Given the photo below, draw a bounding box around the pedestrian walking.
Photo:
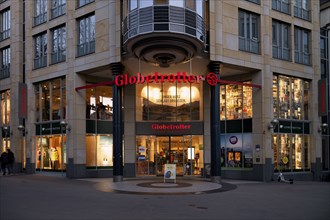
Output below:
[7,149,15,175]
[0,151,8,175]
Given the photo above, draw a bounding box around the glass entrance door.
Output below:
[136,135,203,176]
[156,136,186,176]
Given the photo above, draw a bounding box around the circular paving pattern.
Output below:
[92,179,237,195]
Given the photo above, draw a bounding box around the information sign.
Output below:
[164,164,176,183]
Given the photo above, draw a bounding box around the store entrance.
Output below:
[136,135,203,176]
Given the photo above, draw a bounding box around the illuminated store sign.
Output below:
[115,72,204,86]
[151,123,191,130]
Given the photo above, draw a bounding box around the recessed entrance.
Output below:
[136,135,203,176]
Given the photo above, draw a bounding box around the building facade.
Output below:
[0,0,329,181]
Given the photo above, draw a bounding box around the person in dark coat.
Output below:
[7,149,15,175]
[0,151,8,175]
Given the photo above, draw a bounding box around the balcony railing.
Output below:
[51,4,66,19]
[294,6,310,21]
[34,12,47,26]
[122,5,207,51]
[77,40,95,57]
[0,29,10,41]
[0,64,10,79]
[239,37,260,54]
[51,49,66,64]
[273,46,290,61]
[34,55,47,69]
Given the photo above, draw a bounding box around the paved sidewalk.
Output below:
[1,174,329,220]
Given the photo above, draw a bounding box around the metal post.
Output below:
[111,62,125,182]
[208,61,222,183]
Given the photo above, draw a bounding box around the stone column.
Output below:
[208,61,222,183]
[111,62,125,182]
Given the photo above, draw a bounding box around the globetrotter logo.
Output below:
[114,72,219,86]
[205,72,219,86]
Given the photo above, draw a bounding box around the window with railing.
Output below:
[294,26,310,65]
[51,25,66,64]
[77,14,95,57]
[239,10,260,54]
[0,8,10,41]
[77,0,94,8]
[34,32,47,69]
[0,47,10,79]
[272,0,290,14]
[51,0,66,19]
[34,0,47,26]
[272,20,290,61]
[294,0,310,21]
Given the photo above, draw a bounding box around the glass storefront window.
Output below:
[220,82,252,120]
[273,133,310,172]
[86,85,113,120]
[86,135,113,167]
[136,135,203,176]
[273,75,309,120]
[221,133,253,168]
[136,81,202,121]
[35,77,66,122]
[1,90,10,125]
[35,135,66,170]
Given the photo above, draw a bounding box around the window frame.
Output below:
[51,0,66,19]
[238,9,260,54]
[34,0,48,26]
[272,20,291,61]
[51,25,66,64]
[294,26,311,65]
[0,8,10,41]
[77,14,95,57]
[294,0,310,21]
[34,32,48,69]
[0,47,10,79]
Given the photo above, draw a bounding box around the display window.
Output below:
[273,75,309,120]
[35,78,66,122]
[220,82,252,120]
[86,85,113,120]
[136,135,203,176]
[35,135,66,171]
[86,134,113,168]
[1,90,10,153]
[273,134,310,172]
[136,81,202,121]
[220,133,253,169]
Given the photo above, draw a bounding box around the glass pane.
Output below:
[243,82,252,118]
[272,76,278,118]
[169,0,184,7]
[129,0,138,10]
[97,135,113,166]
[86,135,96,166]
[220,85,226,120]
[140,0,152,8]
[41,82,50,121]
[279,134,290,170]
[226,84,243,119]
[51,79,61,120]
[278,76,290,119]
[304,135,310,170]
[291,78,303,119]
[292,134,303,170]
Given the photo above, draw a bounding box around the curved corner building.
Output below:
[0,0,329,182]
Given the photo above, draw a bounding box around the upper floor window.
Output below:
[239,10,260,54]
[294,0,310,21]
[273,75,309,120]
[0,0,7,4]
[34,32,47,69]
[320,28,328,77]
[51,0,66,19]
[51,25,66,64]
[272,20,290,61]
[294,26,310,65]
[0,47,10,80]
[77,14,95,57]
[0,8,10,41]
[272,0,290,14]
[34,0,48,26]
[77,0,94,8]
[35,78,66,122]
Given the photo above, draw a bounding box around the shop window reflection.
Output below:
[86,135,113,168]
[86,85,113,121]
[136,81,202,121]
